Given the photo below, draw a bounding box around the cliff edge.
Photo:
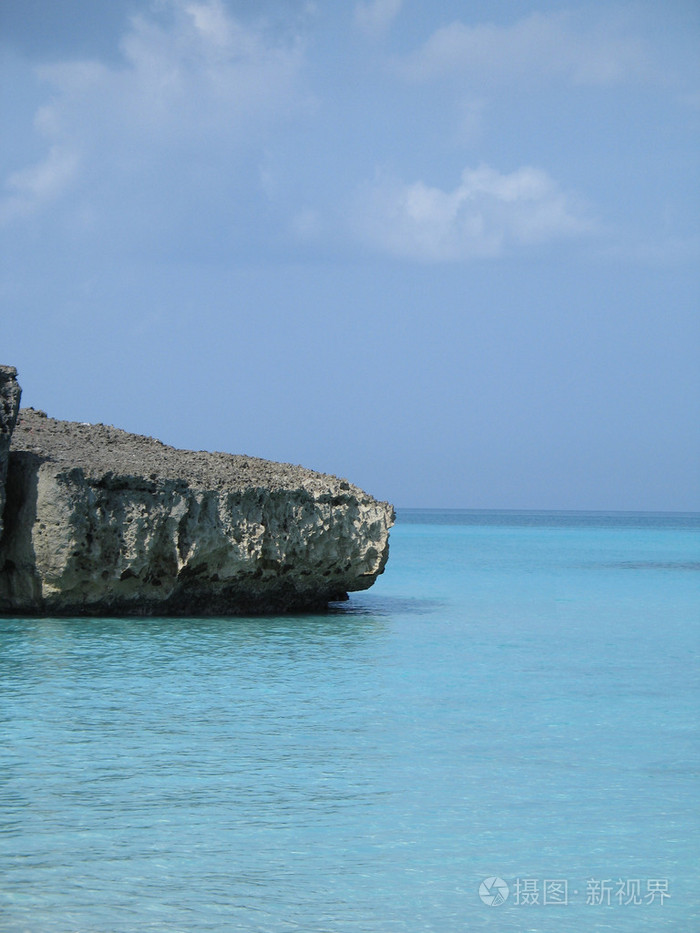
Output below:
[0,391,394,616]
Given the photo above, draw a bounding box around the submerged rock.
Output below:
[0,405,394,616]
[0,366,22,543]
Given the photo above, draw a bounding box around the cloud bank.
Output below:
[0,0,307,242]
[397,11,649,86]
[1,1,684,266]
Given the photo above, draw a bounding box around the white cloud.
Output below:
[355,0,403,39]
[0,145,79,223]
[183,0,233,46]
[115,1,306,139]
[397,11,649,86]
[354,164,596,261]
[0,0,308,232]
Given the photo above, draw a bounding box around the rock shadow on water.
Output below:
[0,594,445,672]
[330,593,448,618]
[0,610,392,664]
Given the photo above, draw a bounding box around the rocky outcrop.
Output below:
[0,366,22,543]
[0,406,394,616]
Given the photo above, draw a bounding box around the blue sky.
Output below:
[1,0,698,510]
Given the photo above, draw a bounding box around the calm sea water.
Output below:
[1,510,698,932]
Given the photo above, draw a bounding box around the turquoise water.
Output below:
[1,510,698,932]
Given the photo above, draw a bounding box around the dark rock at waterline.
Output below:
[0,366,22,543]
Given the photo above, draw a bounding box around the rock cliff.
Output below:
[0,366,22,543]
[0,400,394,616]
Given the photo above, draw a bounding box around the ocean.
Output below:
[1,509,698,932]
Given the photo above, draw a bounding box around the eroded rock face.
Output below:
[0,366,22,543]
[0,409,394,616]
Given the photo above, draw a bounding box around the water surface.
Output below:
[1,510,698,931]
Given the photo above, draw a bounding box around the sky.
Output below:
[1,0,698,510]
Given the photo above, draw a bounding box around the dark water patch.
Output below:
[332,594,448,617]
[602,561,700,572]
[397,508,700,530]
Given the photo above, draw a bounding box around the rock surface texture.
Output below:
[0,406,394,616]
[0,366,22,542]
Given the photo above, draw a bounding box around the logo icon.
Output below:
[479,877,509,906]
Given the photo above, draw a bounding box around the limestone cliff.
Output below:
[0,407,394,616]
[0,366,22,543]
